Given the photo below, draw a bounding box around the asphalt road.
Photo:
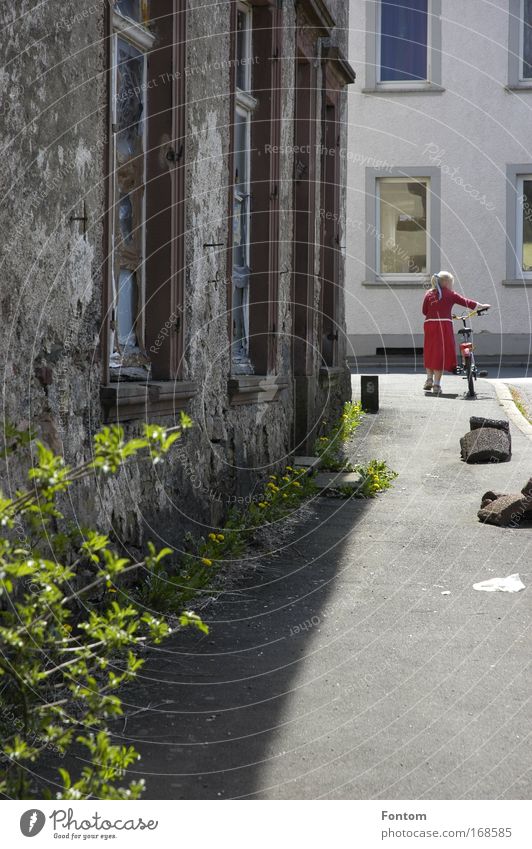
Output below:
[119,373,531,800]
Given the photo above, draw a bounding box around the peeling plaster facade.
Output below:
[0,1,354,551]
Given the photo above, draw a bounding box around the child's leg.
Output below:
[423,368,434,390]
[433,370,443,393]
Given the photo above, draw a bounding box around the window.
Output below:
[517,176,532,276]
[320,100,340,367]
[379,0,428,82]
[365,0,442,91]
[364,167,441,284]
[521,0,532,79]
[109,3,154,377]
[231,3,256,374]
[377,178,428,276]
[104,1,190,410]
[319,46,355,368]
[508,0,532,87]
[504,166,532,284]
[227,0,282,392]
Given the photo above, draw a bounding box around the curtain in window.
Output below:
[380,0,428,82]
[524,0,532,79]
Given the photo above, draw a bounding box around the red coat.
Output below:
[422,287,478,372]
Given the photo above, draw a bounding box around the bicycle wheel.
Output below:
[466,357,475,397]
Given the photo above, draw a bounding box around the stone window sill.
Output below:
[101,380,198,422]
[362,277,429,288]
[319,366,346,386]
[361,83,444,94]
[505,83,532,91]
[227,375,289,406]
[502,279,532,287]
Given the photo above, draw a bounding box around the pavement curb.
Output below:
[489,380,532,442]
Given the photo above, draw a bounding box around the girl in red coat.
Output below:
[423,271,490,395]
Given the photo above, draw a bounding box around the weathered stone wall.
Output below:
[0,0,351,552]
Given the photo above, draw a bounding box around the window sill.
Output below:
[362,277,429,288]
[101,380,198,423]
[319,366,346,385]
[502,279,532,287]
[505,83,532,91]
[361,83,444,94]
[227,375,290,406]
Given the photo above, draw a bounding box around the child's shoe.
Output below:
[423,378,433,391]
[432,384,442,396]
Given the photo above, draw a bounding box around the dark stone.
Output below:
[480,490,506,509]
[470,416,510,433]
[460,427,511,463]
[521,477,532,497]
[478,493,532,527]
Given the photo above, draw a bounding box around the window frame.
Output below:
[102,1,196,418]
[231,1,257,375]
[504,165,532,285]
[364,166,441,286]
[508,0,532,88]
[109,7,154,375]
[364,0,443,93]
[376,176,430,279]
[227,0,283,392]
[377,0,430,85]
[516,174,532,278]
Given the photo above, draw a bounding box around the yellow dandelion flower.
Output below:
[208,533,217,541]
[258,502,268,508]
[202,558,213,567]
[216,534,225,541]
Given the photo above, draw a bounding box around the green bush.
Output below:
[0,415,210,800]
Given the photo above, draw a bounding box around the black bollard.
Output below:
[361,375,379,413]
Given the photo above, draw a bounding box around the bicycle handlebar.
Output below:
[452,307,490,320]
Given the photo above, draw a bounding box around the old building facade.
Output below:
[0,0,354,547]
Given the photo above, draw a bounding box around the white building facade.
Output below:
[346,0,532,359]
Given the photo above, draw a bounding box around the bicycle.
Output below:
[452,307,490,397]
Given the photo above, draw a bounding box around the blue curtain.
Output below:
[524,0,532,79]
[380,0,428,82]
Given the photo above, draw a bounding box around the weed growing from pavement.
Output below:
[310,401,398,497]
[314,400,364,470]
[138,465,317,613]
[509,386,532,423]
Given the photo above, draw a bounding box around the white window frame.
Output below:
[109,7,155,368]
[376,0,431,86]
[519,0,532,80]
[364,0,442,92]
[375,177,430,280]
[516,174,532,278]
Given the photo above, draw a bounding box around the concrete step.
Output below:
[314,471,364,492]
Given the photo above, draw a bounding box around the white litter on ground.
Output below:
[473,573,526,593]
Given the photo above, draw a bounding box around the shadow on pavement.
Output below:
[111,491,375,799]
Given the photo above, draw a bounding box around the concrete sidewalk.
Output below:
[124,373,531,800]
